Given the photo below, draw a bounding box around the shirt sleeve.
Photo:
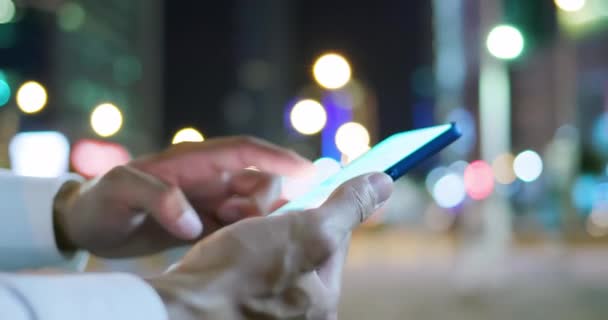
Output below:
[0,171,89,271]
[0,272,168,320]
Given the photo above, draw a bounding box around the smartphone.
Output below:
[270,123,461,215]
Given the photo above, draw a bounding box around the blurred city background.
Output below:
[2,0,608,318]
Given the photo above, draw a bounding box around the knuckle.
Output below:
[103,165,130,183]
[344,184,373,222]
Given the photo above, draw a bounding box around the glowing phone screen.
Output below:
[270,123,460,215]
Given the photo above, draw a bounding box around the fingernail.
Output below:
[175,207,203,239]
[367,173,393,209]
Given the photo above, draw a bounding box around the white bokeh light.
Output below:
[335,122,370,158]
[432,173,466,208]
[486,25,524,60]
[290,99,327,135]
[513,150,543,182]
[313,53,352,89]
[0,0,16,24]
[9,132,70,177]
[91,103,123,137]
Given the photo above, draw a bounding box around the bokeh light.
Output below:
[9,132,70,177]
[590,206,608,229]
[513,150,543,182]
[71,139,131,178]
[449,160,469,176]
[172,127,204,144]
[57,2,86,31]
[425,166,448,193]
[587,204,608,238]
[554,0,586,12]
[335,122,370,158]
[492,153,516,184]
[16,81,48,114]
[313,53,352,89]
[91,103,123,137]
[289,99,327,135]
[0,78,9,106]
[464,160,495,200]
[432,173,466,208]
[0,0,16,24]
[486,25,525,60]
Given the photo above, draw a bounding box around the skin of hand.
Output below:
[53,136,314,258]
[146,172,393,320]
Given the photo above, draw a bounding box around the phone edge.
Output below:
[384,122,462,180]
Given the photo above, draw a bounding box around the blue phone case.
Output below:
[384,122,461,180]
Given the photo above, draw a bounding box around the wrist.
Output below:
[53,180,83,252]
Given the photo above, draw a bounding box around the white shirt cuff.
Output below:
[0,273,168,320]
[0,172,89,271]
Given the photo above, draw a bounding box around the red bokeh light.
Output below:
[71,139,131,178]
[464,160,494,200]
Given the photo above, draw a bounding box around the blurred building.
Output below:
[52,0,164,154]
[0,0,163,161]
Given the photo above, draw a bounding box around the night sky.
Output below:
[163,0,432,144]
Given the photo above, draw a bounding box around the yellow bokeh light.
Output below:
[290,99,327,135]
[335,122,370,157]
[554,0,586,12]
[91,103,123,137]
[492,153,516,184]
[172,127,204,144]
[16,81,48,114]
[313,53,352,90]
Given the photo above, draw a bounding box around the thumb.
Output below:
[314,172,393,241]
[103,166,203,240]
[289,173,393,273]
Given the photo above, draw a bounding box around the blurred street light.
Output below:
[513,150,543,182]
[9,131,70,177]
[71,139,131,178]
[0,0,15,24]
[464,160,495,200]
[91,103,123,137]
[57,2,86,32]
[554,0,586,12]
[433,173,466,208]
[172,127,204,144]
[313,53,352,89]
[289,99,327,135]
[492,153,516,184]
[16,81,48,114]
[335,122,369,158]
[486,25,525,60]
